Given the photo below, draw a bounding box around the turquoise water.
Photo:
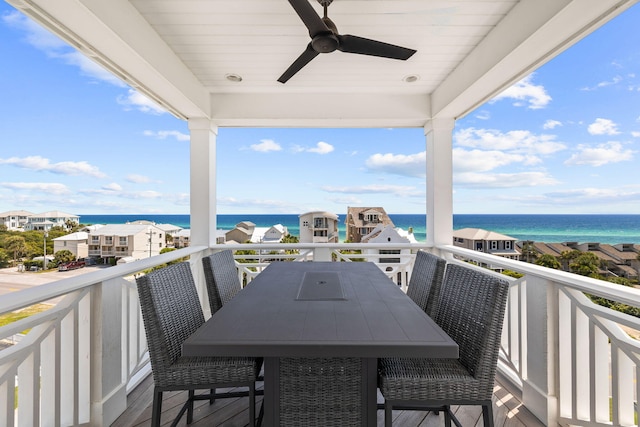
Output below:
[77,214,640,244]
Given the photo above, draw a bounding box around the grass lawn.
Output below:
[0,304,51,329]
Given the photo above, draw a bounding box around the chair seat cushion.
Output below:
[378,357,493,401]
[155,356,257,387]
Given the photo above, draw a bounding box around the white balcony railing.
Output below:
[1,243,639,426]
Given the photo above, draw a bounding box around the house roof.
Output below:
[89,224,164,236]
[10,1,635,127]
[299,211,339,220]
[0,210,34,217]
[53,232,89,241]
[453,228,516,241]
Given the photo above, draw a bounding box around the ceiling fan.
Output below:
[278,0,417,83]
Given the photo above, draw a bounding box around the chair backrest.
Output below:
[202,250,242,315]
[136,262,205,373]
[434,263,509,384]
[406,251,447,317]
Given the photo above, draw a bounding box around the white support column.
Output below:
[424,118,455,249]
[522,276,559,425]
[188,118,218,247]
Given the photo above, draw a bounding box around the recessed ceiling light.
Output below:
[225,73,243,82]
[403,75,419,83]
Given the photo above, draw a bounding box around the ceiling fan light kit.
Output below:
[278,0,417,83]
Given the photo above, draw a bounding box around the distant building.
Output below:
[0,210,33,230]
[224,221,288,244]
[345,207,394,243]
[24,211,80,231]
[53,232,89,260]
[361,223,416,267]
[88,223,166,262]
[299,211,339,243]
[453,228,520,270]
[173,229,191,248]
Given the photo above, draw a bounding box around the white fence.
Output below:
[1,243,639,426]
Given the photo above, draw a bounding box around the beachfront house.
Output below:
[299,211,339,243]
[52,231,89,260]
[23,210,79,231]
[0,210,33,230]
[3,1,640,426]
[87,223,166,262]
[345,207,394,243]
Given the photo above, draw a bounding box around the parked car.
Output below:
[58,260,86,271]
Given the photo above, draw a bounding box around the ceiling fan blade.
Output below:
[337,34,416,60]
[278,43,320,83]
[287,0,330,37]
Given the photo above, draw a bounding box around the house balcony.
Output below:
[1,243,638,426]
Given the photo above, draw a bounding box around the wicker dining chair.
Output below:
[405,250,447,317]
[378,263,510,427]
[202,250,242,315]
[136,262,260,426]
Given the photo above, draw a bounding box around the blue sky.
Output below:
[1,3,639,215]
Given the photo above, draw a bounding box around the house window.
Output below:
[92,236,99,243]
[490,241,498,250]
[505,241,512,250]
[119,237,127,245]
[379,249,400,263]
[105,236,113,244]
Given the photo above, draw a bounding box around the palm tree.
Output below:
[535,254,561,270]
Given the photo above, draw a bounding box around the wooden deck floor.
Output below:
[111,372,545,427]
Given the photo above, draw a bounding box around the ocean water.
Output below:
[77,214,640,245]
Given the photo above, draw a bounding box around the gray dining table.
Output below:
[182,261,458,426]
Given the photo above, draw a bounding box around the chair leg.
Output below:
[249,383,256,426]
[210,387,216,404]
[151,389,163,427]
[384,401,393,427]
[257,400,264,427]
[187,390,195,424]
[482,403,494,427]
[444,405,452,427]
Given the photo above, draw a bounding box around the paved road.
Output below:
[0,265,109,298]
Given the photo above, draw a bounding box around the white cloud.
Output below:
[126,174,152,184]
[143,130,189,141]
[455,128,566,156]
[474,110,491,120]
[117,89,167,115]
[0,182,71,195]
[307,141,334,154]
[542,187,640,204]
[490,74,551,109]
[0,156,106,178]
[587,118,620,135]
[564,141,634,166]
[321,184,420,197]
[250,139,282,152]
[453,149,528,173]
[365,152,426,178]
[543,120,562,129]
[631,131,640,138]
[581,75,623,91]
[102,182,122,191]
[454,171,559,188]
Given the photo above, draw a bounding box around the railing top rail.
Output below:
[438,244,640,307]
[1,245,207,314]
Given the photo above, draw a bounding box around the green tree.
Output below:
[559,249,581,270]
[569,252,601,277]
[520,241,539,263]
[535,254,561,270]
[53,250,76,266]
[5,235,27,264]
[0,248,10,268]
